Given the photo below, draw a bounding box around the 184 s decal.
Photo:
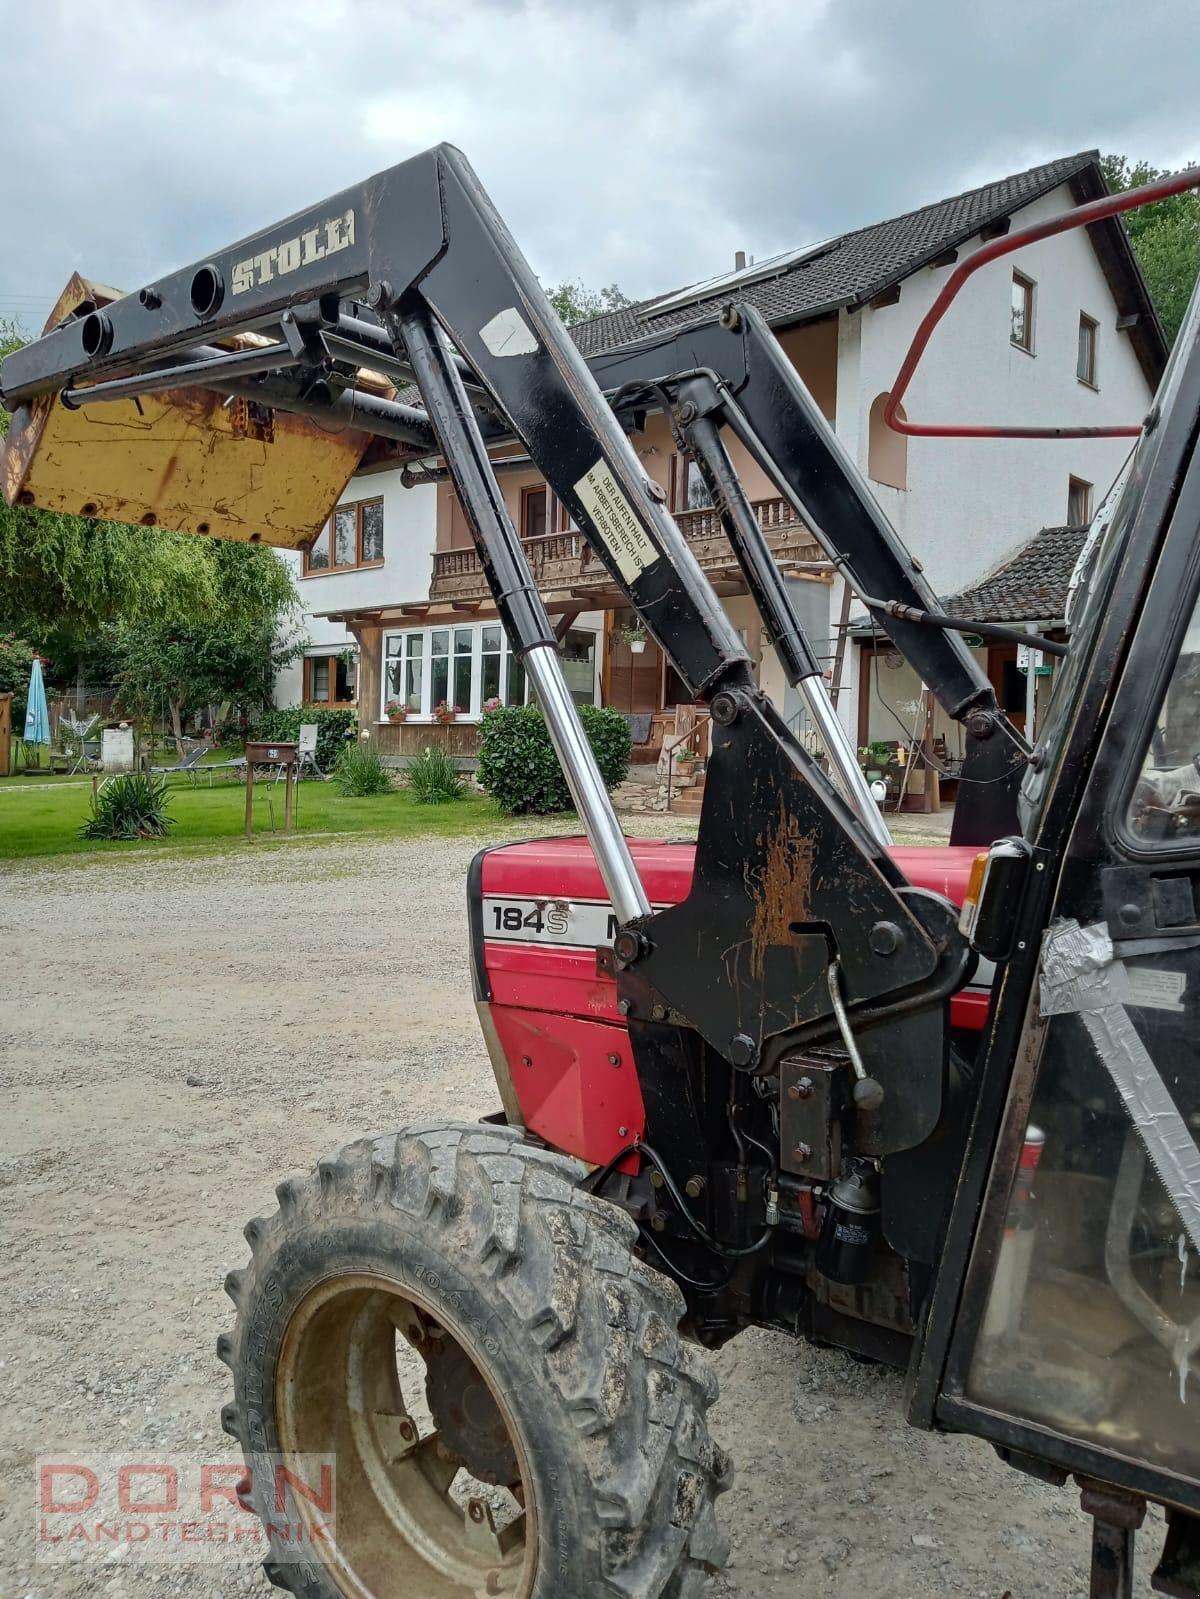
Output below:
[482,896,666,948]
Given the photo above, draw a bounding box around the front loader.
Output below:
[5,144,1200,1598]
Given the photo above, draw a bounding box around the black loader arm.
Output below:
[589,308,1026,846]
[0,142,967,1092]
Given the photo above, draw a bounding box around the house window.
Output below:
[303,497,385,575]
[867,394,908,489]
[669,456,713,513]
[1011,271,1035,352]
[560,628,596,706]
[428,626,478,715]
[521,486,547,542]
[303,650,357,707]
[1068,475,1093,526]
[1077,313,1098,386]
[383,621,544,720]
[384,632,425,714]
[481,624,526,709]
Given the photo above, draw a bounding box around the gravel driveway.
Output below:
[0,824,1157,1597]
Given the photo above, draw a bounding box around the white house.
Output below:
[277,149,1164,774]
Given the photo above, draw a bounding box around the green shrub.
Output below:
[0,634,36,727]
[477,703,631,814]
[406,745,466,805]
[332,742,393,797]
[246,706,356,772]
[80,772,175,841]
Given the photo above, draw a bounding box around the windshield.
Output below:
[1020,280,1200,832]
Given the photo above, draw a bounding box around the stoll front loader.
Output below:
[6,146,1200,1599]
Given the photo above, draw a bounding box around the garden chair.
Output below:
[296,723,322,780]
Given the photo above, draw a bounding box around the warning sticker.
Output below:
[574,462,661,583]
[1125,965,1187,1013]
[479,307,539,358]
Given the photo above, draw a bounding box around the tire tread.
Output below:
[219,1119,729,1598]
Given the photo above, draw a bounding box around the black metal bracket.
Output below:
[1078,1477,1147,1599]
[1154,1507,1200,1598]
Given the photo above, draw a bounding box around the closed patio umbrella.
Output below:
[23,655,50,758]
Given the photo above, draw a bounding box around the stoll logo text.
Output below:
[231,209,356,295]
[36,1453,335,1565]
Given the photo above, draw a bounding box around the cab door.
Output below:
[912,298,1200,1515]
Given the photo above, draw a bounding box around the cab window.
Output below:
[1127,586,1200,844]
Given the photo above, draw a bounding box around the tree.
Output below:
[0,632,36,727]
[1103,155,1200,347]
[111,542,301,749]
[1,324,300,729]
[0,322,248,636]
[547,280,633,327]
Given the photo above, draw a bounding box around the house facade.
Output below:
[277,150,1164,772]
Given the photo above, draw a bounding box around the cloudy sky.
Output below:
[2,0,1196,331]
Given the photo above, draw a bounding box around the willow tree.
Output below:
[1,319,223,635]
[1,321,301,739]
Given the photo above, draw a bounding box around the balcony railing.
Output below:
[430,495,822,603]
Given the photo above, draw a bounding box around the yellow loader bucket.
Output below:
[1,276,377,550]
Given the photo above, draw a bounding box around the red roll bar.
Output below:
[884,165,1200,440]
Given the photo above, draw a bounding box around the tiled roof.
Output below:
[569,151,1108,358]
[369,150,1164,462]
[942,524,1088,623]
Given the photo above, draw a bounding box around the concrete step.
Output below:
[670,781,706,815]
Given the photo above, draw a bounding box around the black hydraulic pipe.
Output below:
[400,453,532,486]
[679,382,821,685]
[54,335,437,450]
[879,602,1070,658]
[330,314,488,395]
[60,341,296,408]
[392,296,553,652]
[233,375,437,450]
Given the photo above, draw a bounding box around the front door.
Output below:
[605,622,661,713]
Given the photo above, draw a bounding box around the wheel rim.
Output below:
[275,1271,537,1599]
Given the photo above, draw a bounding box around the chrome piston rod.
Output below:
[394,296,650,926]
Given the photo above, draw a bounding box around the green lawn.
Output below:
[0,777,501,862]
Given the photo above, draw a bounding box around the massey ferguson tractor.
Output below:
[5,145,1200,1599]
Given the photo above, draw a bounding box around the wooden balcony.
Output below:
[429,496,825,606]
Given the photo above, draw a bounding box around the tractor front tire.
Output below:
[218,1120,731,1598]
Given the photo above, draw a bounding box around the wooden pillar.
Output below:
[350,622,383,742]
[600,611,615,706]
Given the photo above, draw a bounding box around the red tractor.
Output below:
[5,145,1200,1599]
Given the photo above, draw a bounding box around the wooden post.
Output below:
[284,763,295,834]
[244,761,255,838]
[828,582,854,710]
[920,690,941,813]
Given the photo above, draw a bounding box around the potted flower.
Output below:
[433,700,462,724]
[618,622,649,655]
[386,701,408,723]
[859,740,893,777]
[481,696,502,714]
[674,743,698,776]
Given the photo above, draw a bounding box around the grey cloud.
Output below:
[1,0,1196,331]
